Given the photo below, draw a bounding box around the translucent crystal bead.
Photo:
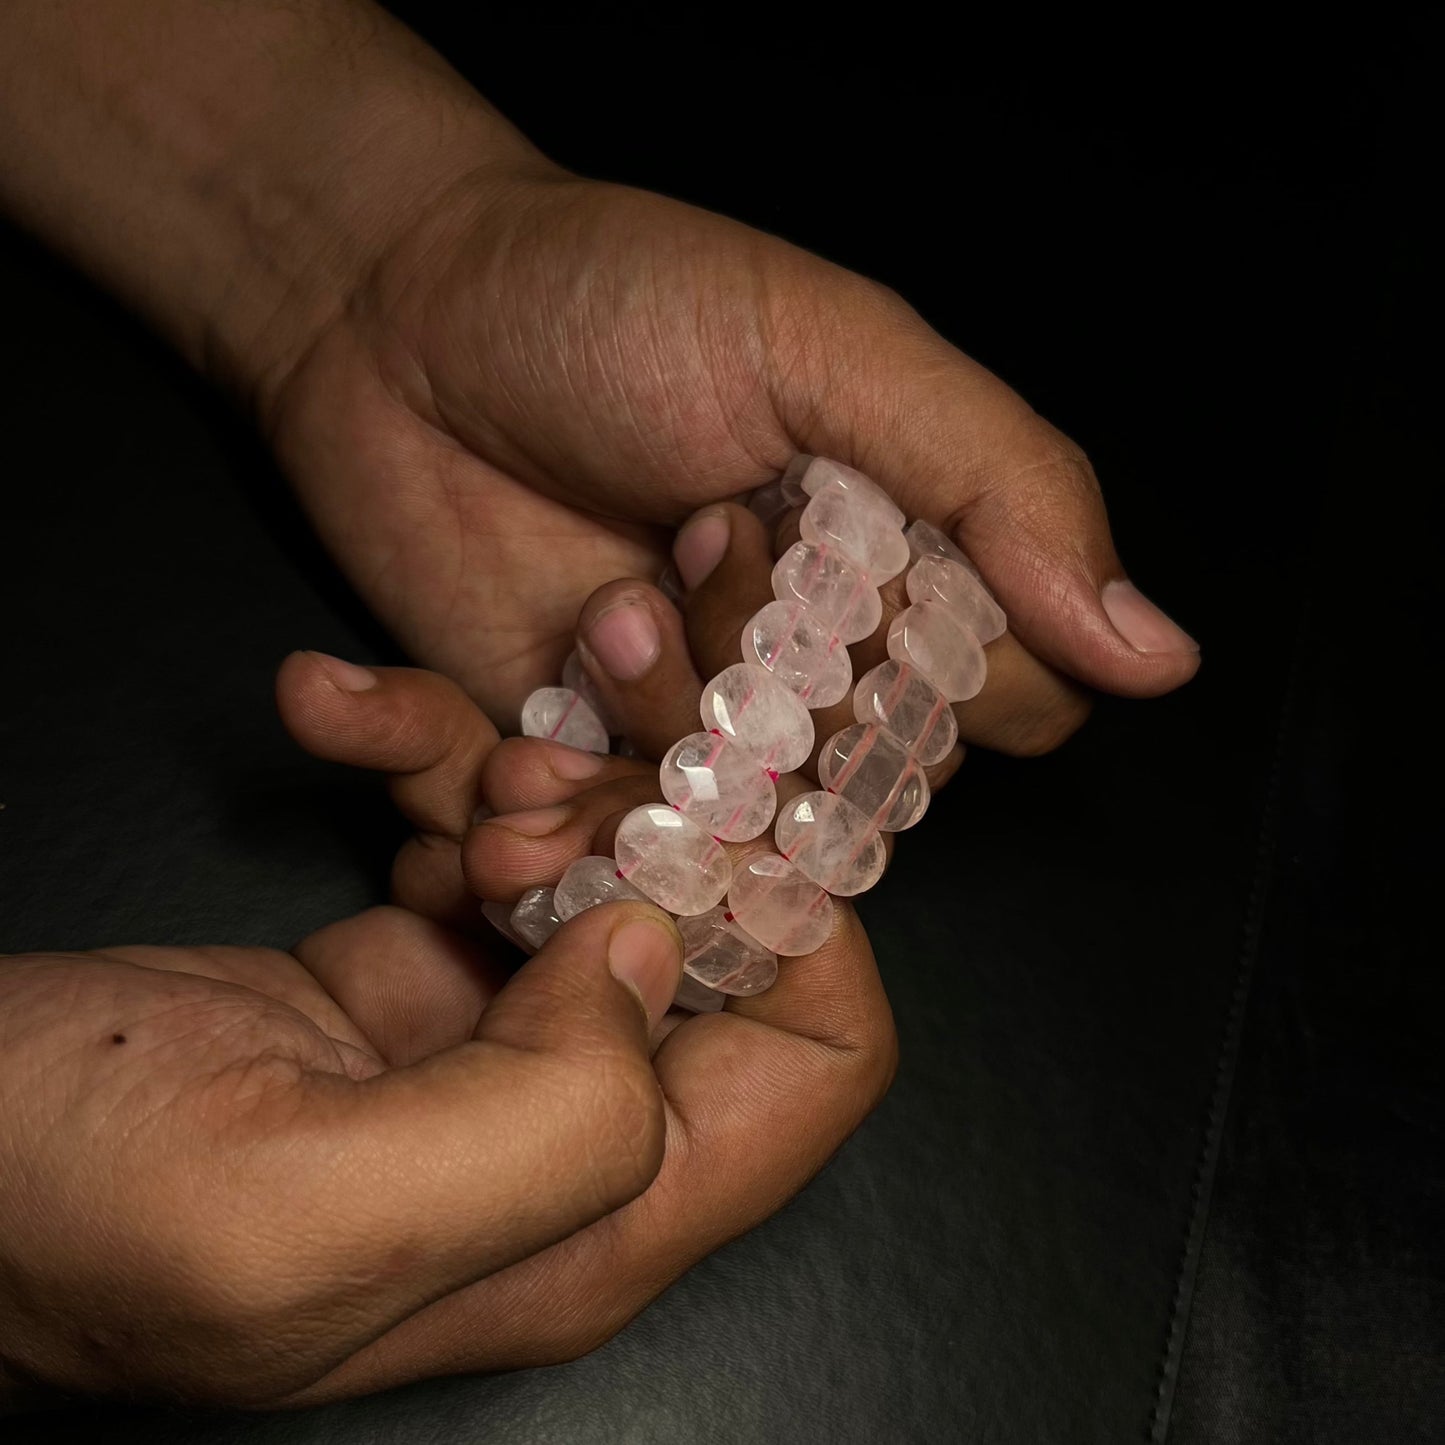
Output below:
[678,908,779,996]
[509,885,563,949]
[726,853,835,956]
[655,562,685,604]
[905,517,983,580]
[748,477,794,528]
[554,856,649,920]
[481,901,529,950]
[699,662,815,774]
[799,485,910,583]
[817,723,931,832]
[906,554,1006,645]
[614,804,732,915]
[741,600,852,708]
[562,651,617,732]
[852,660,958,766]
[779,454,812,506]
[771,540,883,644]
[790,455,906,529]
[520,686,609,753]
[674,972,727,1013]
[659,731,776,842]
[774,790,887,896]
[886,602,987,703]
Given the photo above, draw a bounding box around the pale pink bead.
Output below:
[655,562,685,604]
[793,456,906,529]
[817,723,931,832]
[726,853,835,956]
[699,662,815,774]
[906,554,1007,645]
[562,651,617,732]
[614,805,731,916]
[748,478,793,529]
[554,856,648,921]
[799,485,910,583]
[509,885,563,949]
[852,659,958,766]
[779,454,812,505]
[741,600,852,708]
[674,972,727,1013]
[774,790,887,897]
[886,602,987,703]
[481,901,530,950]
[905,517,983,580]
[678,908,779,996]
[520,686,609,753]
[659,731,776,842]
[771,540,883,644]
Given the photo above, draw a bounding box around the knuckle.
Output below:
[997,692,1093,757]
[566,1049,667,1211]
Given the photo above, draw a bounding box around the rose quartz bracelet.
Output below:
[487,457,1005,1012]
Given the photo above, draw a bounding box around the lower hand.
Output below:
[0,653,894,1407]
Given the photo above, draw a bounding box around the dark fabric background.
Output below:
[0,26,1435,1445]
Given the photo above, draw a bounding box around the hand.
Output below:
[260,144,1199,747]
[0,654,894,1407]
[1,2,1198,748]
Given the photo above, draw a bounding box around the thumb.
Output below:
[776,280,1199,699]
[275,902,681,1335]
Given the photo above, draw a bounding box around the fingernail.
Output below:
[1101,580,1199,654]
[487,805,571,838]
[541,742,607,781]
[309,651,378,691]
[673,510,731,590]
[584,598,660,681]
[608,914,682,1026]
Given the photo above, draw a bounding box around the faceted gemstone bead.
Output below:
[699,662,815,774]
[554,856,649,921]
[509,885,563,949]
[906,554,1006,645]
[748,477,794,528]
[774,790,887,897]
[779,454,813,505]
[520,686,609,753]
[905,517,983,580]
[726,852,835,956]
[886,602,987,703]
[771,540,883,644]
[655,562,685,604]
[790,455,906,529]
[852,659,958,766]
[817,723,931,832]
[562,651,617,733]
[480,901,530,950]
[799,485,910,583]
[741,600,852,708]
[677,908,779,996]
[659,732,776,842]
[614,805,731,915]
[674,972,727,1013]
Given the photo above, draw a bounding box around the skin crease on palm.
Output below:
[0,0,1204,1411]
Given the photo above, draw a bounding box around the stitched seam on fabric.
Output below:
[1147,607,1308,1444]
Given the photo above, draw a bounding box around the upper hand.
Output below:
[262,169,1198,740]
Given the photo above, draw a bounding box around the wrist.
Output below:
[0,1,557,422]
